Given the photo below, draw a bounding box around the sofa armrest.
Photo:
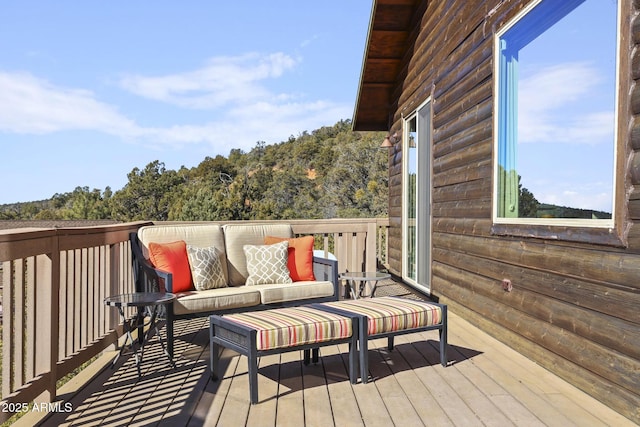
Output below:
[312,256,340,301]
[129,232,175,294]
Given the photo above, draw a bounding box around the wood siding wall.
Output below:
[384,0,640,422]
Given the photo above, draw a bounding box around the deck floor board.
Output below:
[28,281,638,427]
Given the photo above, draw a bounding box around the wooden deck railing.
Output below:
[0,218,389,422]
[202,218,390,272]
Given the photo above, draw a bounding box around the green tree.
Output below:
[519,184,539,218]
[110,161,185,221]
[0,207,19,220]
[321,130,388,218]
[253,165,318,219]
[33,208,61,220]
[65,186,111,219]
[212,172,252,220]
[177,186,221,221]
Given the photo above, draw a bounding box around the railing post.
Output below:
[366,221,377,272]
[35,234,60,404]
[107,242,121,349]
[2,261,12,398]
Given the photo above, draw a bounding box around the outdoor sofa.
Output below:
[130,223,340,358]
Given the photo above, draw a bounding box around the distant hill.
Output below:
[0,199,51,211]
[0,220,121,231]
[536,203,611,220]
[0,120,390,223]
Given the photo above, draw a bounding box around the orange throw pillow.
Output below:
[148,240,193,292]
[264,235,316,282]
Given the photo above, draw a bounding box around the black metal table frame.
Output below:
[105,292,176,378]
[209,312,360,404]
[339,271,392,299]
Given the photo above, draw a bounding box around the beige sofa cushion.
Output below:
[173,287,261,315]
[223,223,293,286]
[249,280,335,304]
[138,224,228,284]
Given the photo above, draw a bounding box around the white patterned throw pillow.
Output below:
[243,240,292,285]
[186,245,227,290]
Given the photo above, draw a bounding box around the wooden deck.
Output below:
[22,282,636,427]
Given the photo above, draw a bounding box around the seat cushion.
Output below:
[250,281,335,304]
[173,287,261,315]
[319,296,443,335]
[222,306,353,350]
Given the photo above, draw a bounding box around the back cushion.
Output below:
[138,224,228,284]
[148,240,193,292]
[264,235,316,281]
[223,224,293,286]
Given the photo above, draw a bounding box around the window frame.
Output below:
[491,0,629,247]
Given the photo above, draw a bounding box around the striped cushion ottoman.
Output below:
[313,296,447,383]
[210,306,359,404]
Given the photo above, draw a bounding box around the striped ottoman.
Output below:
[209,306,359,404]
[313,296,447,383]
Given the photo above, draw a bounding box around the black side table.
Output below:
[339,271,391,299]
[105,292,176,377]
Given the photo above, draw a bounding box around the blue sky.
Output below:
[0,1,372,204]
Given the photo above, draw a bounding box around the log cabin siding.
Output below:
[359,0,640,423]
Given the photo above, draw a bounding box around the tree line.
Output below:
[0,120,389,222]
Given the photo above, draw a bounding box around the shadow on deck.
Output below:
[23,281,636,427]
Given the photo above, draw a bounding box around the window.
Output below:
[494,0,619,228]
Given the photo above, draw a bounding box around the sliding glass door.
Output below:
[403,101,431,292]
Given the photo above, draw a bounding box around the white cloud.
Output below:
[0,71,139,136]
[0,52,350,153]
[139,99,350,151]
[118,52,300,109]
[518,62,614,145]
